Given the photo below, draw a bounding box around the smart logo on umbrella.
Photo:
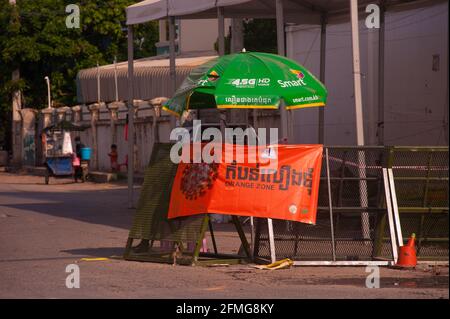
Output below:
[207,70,220,81]
[277,70,307,88]
[290,69,305,79]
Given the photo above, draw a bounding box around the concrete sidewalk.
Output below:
[0,173,448,299]
[6,165,145,184]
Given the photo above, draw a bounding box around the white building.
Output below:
[156,18,231,56]
[287,0,448,146]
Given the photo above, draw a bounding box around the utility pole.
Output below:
[10,0,22,166]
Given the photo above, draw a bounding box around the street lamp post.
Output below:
[44,76,51,109]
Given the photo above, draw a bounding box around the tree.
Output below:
[214,19,277,55]
[0,0,158,149]
[243,19,277,54]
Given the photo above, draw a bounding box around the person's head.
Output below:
[111,144,117,151]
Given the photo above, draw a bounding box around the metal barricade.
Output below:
[253,146,449,263]
[388,147,448,260]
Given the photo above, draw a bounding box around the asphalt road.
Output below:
[0,173,448,299]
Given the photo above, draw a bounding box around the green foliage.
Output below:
[214,34,231,55]
[0,0,158,149]
[243,19,277,54]
[213,19,277,55]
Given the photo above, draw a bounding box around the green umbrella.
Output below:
[163,51,327,116]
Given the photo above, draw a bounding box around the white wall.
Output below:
[286,1,448,146]
[179,19,231,54]
[67,105,175,173]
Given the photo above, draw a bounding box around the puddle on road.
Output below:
[382,277,449,289]
[278,276,449,289]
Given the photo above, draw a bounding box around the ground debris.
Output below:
[253,258,294,270]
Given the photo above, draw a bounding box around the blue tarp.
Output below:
[46,156,73,176]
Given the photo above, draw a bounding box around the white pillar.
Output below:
[88,103,101,170]
[96,62,101,104]
[267,0,288,264]
[45,76,51,109]
[10,0,22,166]
[114,56,119,102]
[11,69,22,165]
[159,19,167,42]
[349,0,365,146]
[217,7,225,56]
[276,0,285,56]
[127,25,135,209]
[231,18,244,53]
[350,0,370,241]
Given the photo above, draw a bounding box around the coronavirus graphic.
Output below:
[180,163,219,200]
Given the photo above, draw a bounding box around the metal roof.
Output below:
[76,55,217,104]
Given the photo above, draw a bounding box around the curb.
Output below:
[3,166,145,185]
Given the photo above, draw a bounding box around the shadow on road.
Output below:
[0,187,134,230]
[61,247,125,258]
[0,184,241,234]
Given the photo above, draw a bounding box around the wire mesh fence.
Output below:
[389,147,449,260]
[125,144,448,264]
[254,146,448,262]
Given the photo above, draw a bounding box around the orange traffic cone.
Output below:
[395,233,417,268]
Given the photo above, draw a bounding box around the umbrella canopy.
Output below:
[163,51,327,116]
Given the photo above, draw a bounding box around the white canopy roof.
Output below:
[126,0,436,25]
[127,0,168,25]
[126,0,330,25]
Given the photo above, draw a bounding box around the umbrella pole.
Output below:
[250,110,259,257]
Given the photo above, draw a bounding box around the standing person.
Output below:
[74,136,85,160]
[73,136,85,182]
[108,144,119,172]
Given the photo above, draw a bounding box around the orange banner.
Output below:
[168,144,323,224]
